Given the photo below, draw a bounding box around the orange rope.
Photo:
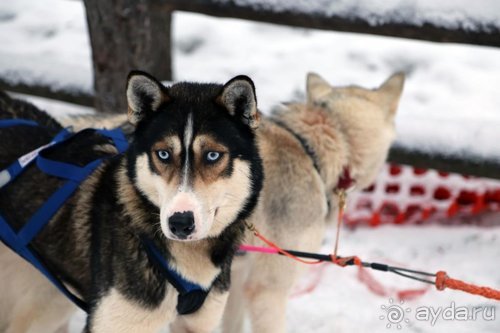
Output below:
[329,190,362,267]
[244,192,500,302]
[244,189,361,268]
[248,222,362,267]
[435,271,500,301]
[332,190,346,260]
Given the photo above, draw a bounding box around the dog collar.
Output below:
[270,119,321,174]
[141,238,210,315]
[270,119,356,216]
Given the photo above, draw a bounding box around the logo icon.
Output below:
[379,298,411,329]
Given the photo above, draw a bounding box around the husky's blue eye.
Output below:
[156,150,170,161]
[206,151,221,162]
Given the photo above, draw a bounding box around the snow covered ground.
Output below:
[1,0,500,332]
[0,0,92,95]
[284,225,500,333]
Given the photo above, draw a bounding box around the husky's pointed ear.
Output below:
[306,72,331,105]
[218,75,259,130]
[126,70,169,125]
[377,72,405,116]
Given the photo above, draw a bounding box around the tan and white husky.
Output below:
[223,72,405,333]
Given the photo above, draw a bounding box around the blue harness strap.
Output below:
[0,119,39,128]
[142,238,210,315]
[0,119,127,311]
[15,128,128,246]
[0,215,89,310]
[0,125,71,189]
[0,118,208,315]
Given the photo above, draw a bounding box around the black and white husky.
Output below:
[0,71,263,333]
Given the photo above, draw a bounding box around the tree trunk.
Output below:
[83,0,172,113]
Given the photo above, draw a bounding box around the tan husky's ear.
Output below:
[218,75,259,130]
[306,72,331,105]
[377,72,405,116]
[126,70,169,125]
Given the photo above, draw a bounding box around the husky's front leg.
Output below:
[222,256,250,333]
[170,290,229,333]
[243,216,326,333]
[244,253,298,333]
[88,288,177,333]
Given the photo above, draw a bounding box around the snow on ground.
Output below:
[284,225,500,333]
[0,0,92,94]
[12,92,93,117]
[1,0,500,332]
[1,0,500,161]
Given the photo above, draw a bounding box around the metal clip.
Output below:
[335,189,347,211]
[244,220,257,233]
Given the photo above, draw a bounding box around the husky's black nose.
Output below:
[168,212,195,239]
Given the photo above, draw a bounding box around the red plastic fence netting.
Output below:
[345,164,500,227]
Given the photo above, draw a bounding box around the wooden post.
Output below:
[83,0,172,113]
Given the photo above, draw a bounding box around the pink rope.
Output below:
[239,244,279,254]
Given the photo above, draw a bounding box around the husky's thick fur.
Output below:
[223,72,405,333]
[0,71,263,333]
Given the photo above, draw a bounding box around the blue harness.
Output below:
[0,119,208,315]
